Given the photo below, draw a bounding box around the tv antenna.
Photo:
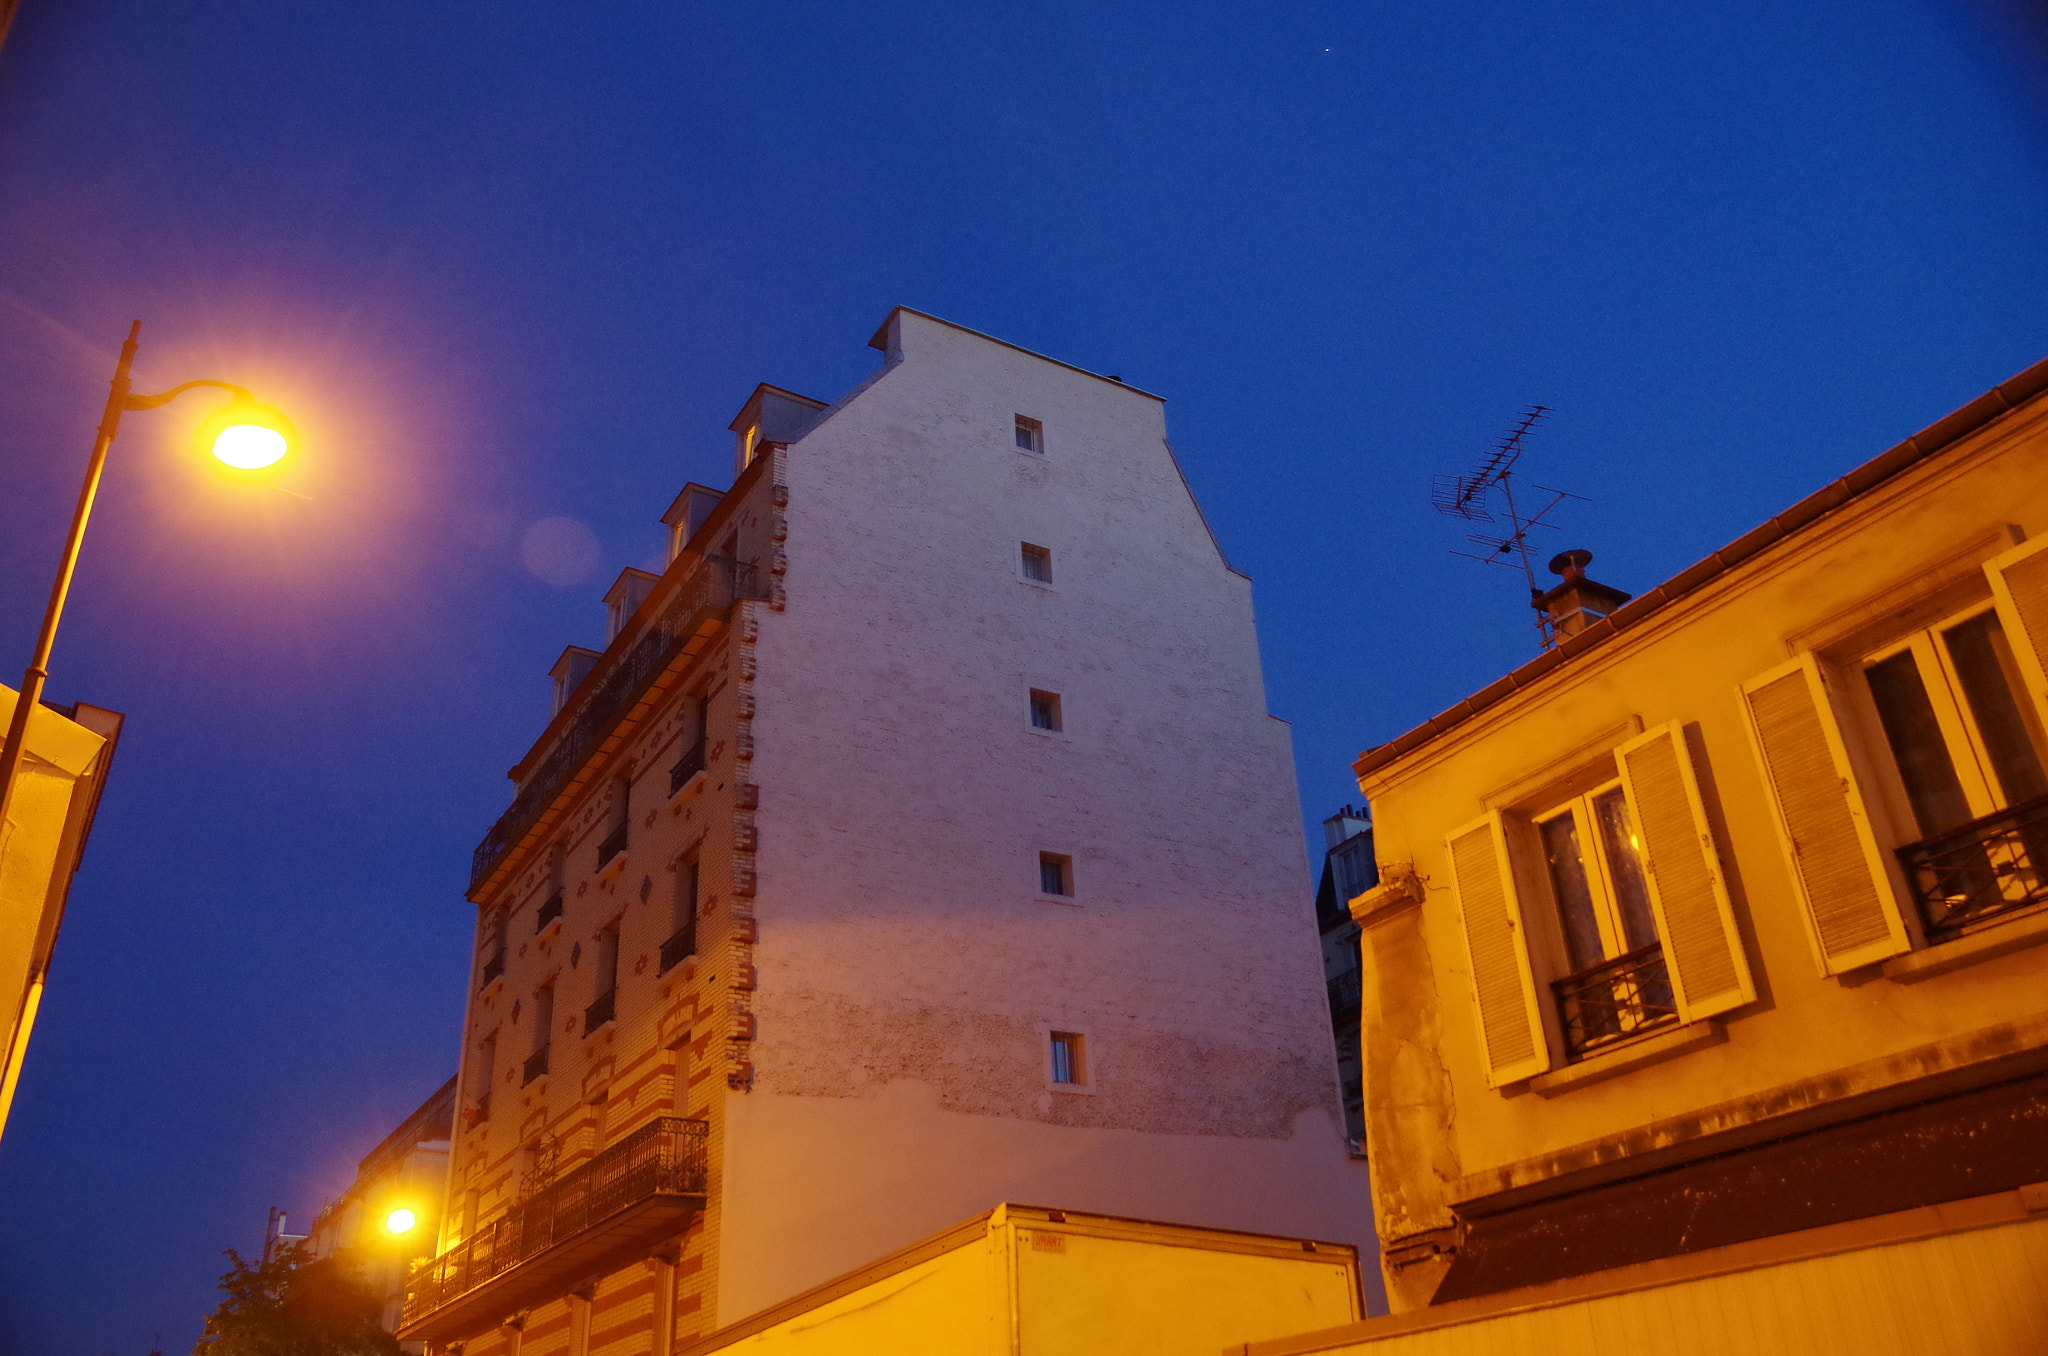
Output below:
[1431,405,1589,648]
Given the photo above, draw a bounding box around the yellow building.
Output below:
[1287,355,2048,1350]
[0,685,121,1142]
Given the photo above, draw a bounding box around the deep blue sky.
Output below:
[0,1,2043,1350]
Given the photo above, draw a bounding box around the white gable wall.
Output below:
[719,311,1377,1317]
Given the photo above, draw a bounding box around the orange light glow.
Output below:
[384,1207,418,1235]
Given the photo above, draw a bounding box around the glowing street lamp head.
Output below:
[201,399,295,471]
[212,423,288,469]
[384,1207,418,1236]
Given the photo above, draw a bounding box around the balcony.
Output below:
[669,740,707,795]
[536,890,564,933]
[1898,793,2048,943]
[472,555,767,892]
[398,1117,709,1342]
[597,821,628,868]
[478,950,505,990]
[522,1046,550,1086]
[659,922,696,974]
[584,988,616,1036]
[1552,944,1677,1061]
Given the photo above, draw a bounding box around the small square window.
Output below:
[1020,543,1052,583]
[1014,416,1044,453]
[1039,852,1072,896]
[1049,1031,1087,1085]
[1029,690,1062,731]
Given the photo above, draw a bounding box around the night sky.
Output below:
[0,2,2044,1351]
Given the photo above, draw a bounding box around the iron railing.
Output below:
[402,1117,708,1324]
[584,989,616,1036]
[478,950,505,990]
[536,891,563,933]
[522,1046,550,1085]
[471,558,764,891]
[669,740,707,794]
[659,922,696,974]
[1897,793,2048,943]
[1552,944,1677,1060]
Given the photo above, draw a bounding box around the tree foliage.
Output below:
[193,1244,399,1356]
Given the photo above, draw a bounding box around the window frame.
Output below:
[1020,543,1054,585]
[1014,415,1044,453]
[1028,689,1063,732]
[1038,852,1074,898]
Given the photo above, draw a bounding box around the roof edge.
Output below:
[1353,352,2048,781]
[870,306,1166,401]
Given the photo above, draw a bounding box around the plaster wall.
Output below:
[1354,396,2048,1262]
[721,311,1373,1316]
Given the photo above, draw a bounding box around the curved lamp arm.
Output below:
[123,379,254,412]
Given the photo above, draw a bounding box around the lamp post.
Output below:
[0,320,293,839]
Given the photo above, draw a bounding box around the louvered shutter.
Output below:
[1739,655,1910,974]
[1445,813,1550,1086]
[1615,722,1755,1019]
[1985,535,2048,730]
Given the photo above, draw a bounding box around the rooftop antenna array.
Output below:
[1431,405,1589,650]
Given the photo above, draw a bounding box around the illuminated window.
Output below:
[1014,415,1043,453]
[1021,543,1052,583]
[1049,1031,1087,1085]
[1039,853,1072,896]
[1537,783,1675,1057]
[1029,690,1062,731]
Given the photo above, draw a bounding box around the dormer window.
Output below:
[549,646,601,716]
[603,569,661,643]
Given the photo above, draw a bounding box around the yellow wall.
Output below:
[1352,396,2048,1301]
[680,1206,1359,1356]
[1244,1207,2048,1356]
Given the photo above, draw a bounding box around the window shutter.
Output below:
[1985,534,2048,729]
[1445,813,1550,1086]
[1615,722,1755,1019]
[1739,655,1911,974]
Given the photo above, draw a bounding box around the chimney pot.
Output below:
[1535,549,1630,640]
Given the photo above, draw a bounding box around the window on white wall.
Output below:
[1021,543,1053,583]
[1049,1031,1087,1085]
[1014,415,1044,453]
[1039,852,1072,896]
[1029,690,1063,731]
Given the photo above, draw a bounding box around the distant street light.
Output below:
[384,1207,418,1236]
[0,321,295,852]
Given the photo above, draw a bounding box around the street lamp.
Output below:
[0,320,294,836]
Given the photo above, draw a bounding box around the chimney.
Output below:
[1535,549,1631,641]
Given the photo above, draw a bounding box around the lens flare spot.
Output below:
[213,424,288,469]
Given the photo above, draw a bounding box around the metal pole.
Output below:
[0,321,139,841]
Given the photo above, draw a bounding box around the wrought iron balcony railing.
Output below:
[535,890,563,933]
[471,557,765,891]
[1552,943,1677,1061]
[522,1045,550,1086]
[659,921,696,974]
[669,740,707,794]
[1897,792,2048,943]
[478,950,505,990]
[399,1117,709,1341]
[597,821,628,868]
[584,988,616,1036]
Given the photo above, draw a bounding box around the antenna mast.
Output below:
[1431,405,1589,650]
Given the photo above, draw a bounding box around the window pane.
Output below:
[1541,812,1606,971]
[1865,651,1974,838]
[1944,611,2048,808]
[1592,789,1660,951]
